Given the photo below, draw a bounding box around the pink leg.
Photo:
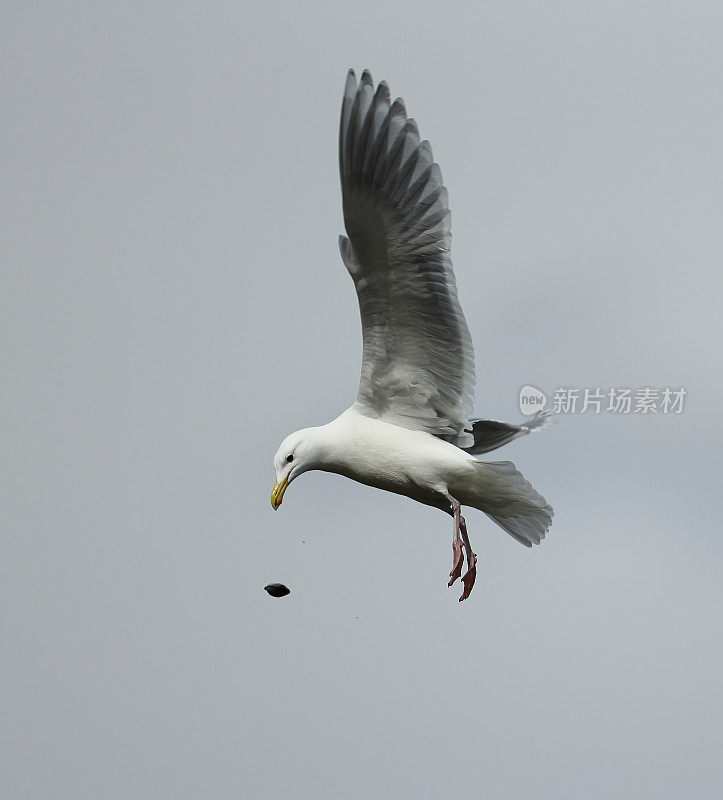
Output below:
[448,500,464,587]
[447,497,476,600]
[458,515,477,602]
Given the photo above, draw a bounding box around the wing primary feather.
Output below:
[360,82,392,185]
[372,100,407,189]
[339,70,358,183]
[399,163,436,214]
[351,84,375,178]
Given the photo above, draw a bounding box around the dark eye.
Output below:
[286,454,294,463]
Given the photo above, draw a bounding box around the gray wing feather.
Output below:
[462,411,552,455]
[339,69,476,441]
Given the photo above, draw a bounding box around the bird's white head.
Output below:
[271,427,328,510]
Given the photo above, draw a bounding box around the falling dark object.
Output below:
[264,583,291,598]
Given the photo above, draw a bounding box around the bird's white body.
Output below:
[315,406,478,510]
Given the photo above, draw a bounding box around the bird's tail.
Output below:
[466,460,553,547]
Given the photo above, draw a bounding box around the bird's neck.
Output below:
[306,409,359,475]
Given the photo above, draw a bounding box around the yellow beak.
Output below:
[271,473,290,510]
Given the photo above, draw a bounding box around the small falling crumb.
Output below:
[264,583,291,598]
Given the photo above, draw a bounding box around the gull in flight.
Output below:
[272,70,553,601]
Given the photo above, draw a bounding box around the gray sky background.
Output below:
[2,2,722,798]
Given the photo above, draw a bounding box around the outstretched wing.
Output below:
[339,69,476,443]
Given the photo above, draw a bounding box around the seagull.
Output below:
[271,70,553,601]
